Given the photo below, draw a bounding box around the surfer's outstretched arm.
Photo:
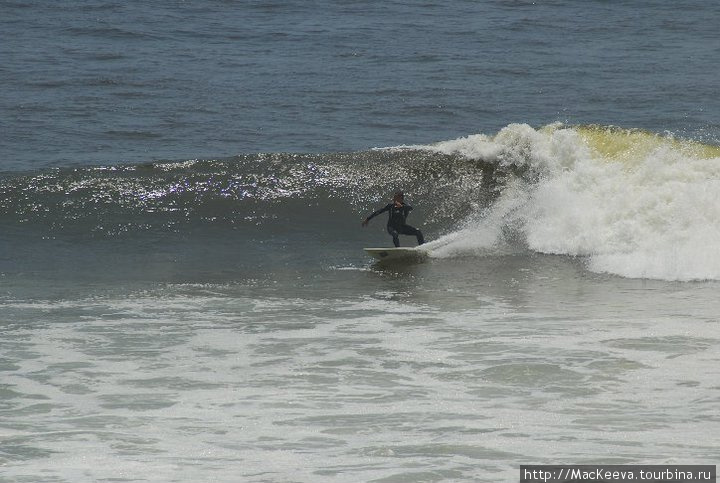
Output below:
[362,204,391,227]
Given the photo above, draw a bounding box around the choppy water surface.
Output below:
[3,260,719,482]
[2,1,719,169]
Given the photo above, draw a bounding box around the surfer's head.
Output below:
[393,190,404,203]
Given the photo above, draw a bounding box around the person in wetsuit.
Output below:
[362,190,425,247]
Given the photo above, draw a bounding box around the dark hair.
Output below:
[394,190,404,198]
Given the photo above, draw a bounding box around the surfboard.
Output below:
[364,247,428,262]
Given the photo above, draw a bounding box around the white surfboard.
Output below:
[363,247,428,262]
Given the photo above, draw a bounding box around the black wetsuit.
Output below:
[366,203,424,247]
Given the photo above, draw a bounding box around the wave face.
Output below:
[423,123,720,281]
[0,150,497,237]
[3,123,720,281]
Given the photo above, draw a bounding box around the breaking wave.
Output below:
[3,122,720,281]
[422,123,720,281]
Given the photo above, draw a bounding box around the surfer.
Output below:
[362,191,424,247]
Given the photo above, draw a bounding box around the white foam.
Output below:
[421,124,720,281]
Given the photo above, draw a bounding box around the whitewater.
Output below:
[422,124,720,281]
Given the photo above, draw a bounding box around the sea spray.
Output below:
[422,124,720,281]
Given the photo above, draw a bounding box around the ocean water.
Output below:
[1,1,720,482]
